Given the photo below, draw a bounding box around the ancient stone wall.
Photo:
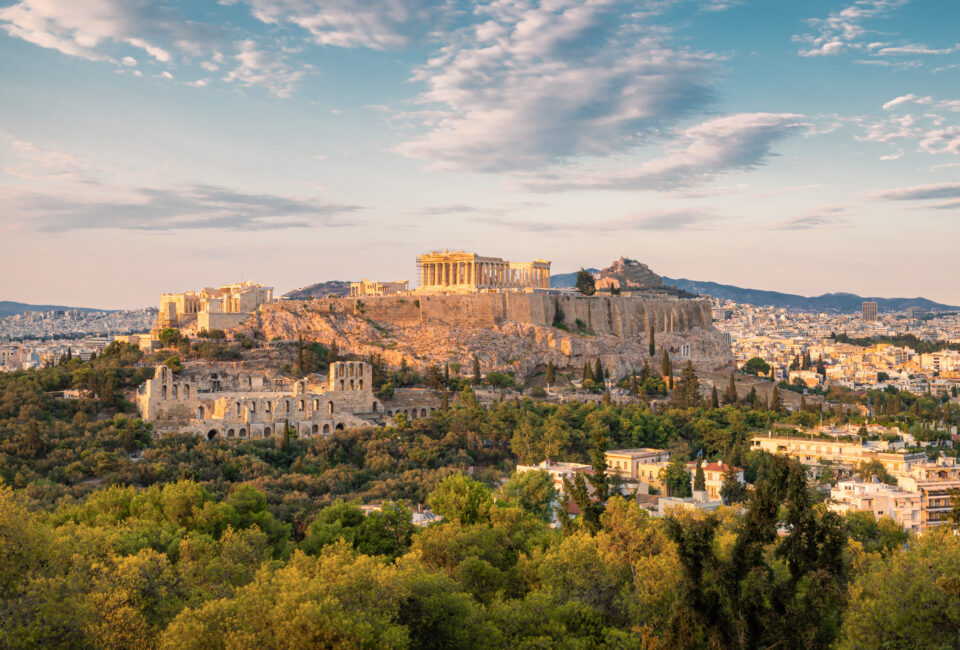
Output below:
[264,294,711,336]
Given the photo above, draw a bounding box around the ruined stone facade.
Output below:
[416,250,550,294]
[158,281,274,332]
[350,279,409,297]
[138,361,387,440]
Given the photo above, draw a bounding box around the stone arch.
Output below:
[172,385,178,399]
[328,402,334,414]
[239,428,246,438]
[359,379,363,390]
[299,399,305,411]
[312,424,319,435]
[350,379,355,390]
[196,406,204,419]
[184,384,190,398]
[372,402,378,412]
[314,399,319,411]
[227,428,235,438]
[161,385,167,400]
[266,401,272,412]
[250,402,256,413]
[420,408,427,417]
[236,402,242,416]
[207,429,218,440]
[335,423,344,431]
[263,426,271,436]
[323,423,330,434]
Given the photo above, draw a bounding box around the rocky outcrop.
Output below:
[599,257,664,289]
[239,295,732,384]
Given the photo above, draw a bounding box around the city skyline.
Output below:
[2,0,959,309]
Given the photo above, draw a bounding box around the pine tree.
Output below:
[661,349,672,387]
[471,354,481,385]
[724,373,738,405]
[771,384,783,413]
[694,457,706,491]
[649,325,656,357]
[545,361,555,386]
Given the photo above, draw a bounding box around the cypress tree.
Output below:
[771,385,782,413]
[661,349,672,383]
[583,360,594,382]
[724,373,738,404]
[711,385,720,409]
[545,361,555,386]
[694,457,706,491]
[594,358,604,382]
[649,325,656,356]
[472,355,481,385]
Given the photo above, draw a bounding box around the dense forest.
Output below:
[1,344,959,648]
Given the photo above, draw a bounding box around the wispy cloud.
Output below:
[240,0,455,49]
[766,206,847,230]
[0,135,361,231]
[479,210,712,233]
[395,0,719,172]
[3,185,361,231]
[519,112,811,192]
[794,0,910,57]
[874,182,960,201]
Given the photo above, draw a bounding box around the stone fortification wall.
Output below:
[264,294,710,336]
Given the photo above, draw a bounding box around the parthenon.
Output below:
[416,250,550,294]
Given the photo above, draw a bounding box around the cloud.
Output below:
[2,184,362,231]
[121,55,137,66]
[0,0,210,63]
[520,112,810,191]
[223,39,308,97]
[395,0,718,172]
[882,94,960,112]
[0,135,361,231]
[793,0,910,57]
[876,183,960,200]
[767,206,846,230]
[479,210,711,233]
[875,43,957,56]
[241,0,454,49]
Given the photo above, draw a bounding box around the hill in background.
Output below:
[550,263,959,313]
[284,281,352,300]
[0,301,117,318]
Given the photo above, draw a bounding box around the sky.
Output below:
[0,0,959,309]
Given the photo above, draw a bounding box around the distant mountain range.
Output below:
[550,269,959,313]
[0,301,117,318]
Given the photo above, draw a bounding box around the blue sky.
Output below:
[1,0,958,308]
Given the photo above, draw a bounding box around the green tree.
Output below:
[660,456,692,498]
[743,357,771,376]
[649,325,656,357]
[544,361,555,387]
[471,355,481,385]
[661,349,672,388]
[711,385,720,409]
[484,372,514,401]
[770,384,782,413]
[498,470,557,522]
[724,373,738,405]
[840,527,960,649]
[693,457,705,491]
[427,473,493,525]
[157,328,184,348]
[720,465,748,505]
[575,268,596,296]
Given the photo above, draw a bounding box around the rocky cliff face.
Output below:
[238,296,732,383]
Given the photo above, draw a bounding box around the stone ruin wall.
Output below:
[262,294,712,336]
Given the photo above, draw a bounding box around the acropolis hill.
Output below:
[161,253,732,383]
